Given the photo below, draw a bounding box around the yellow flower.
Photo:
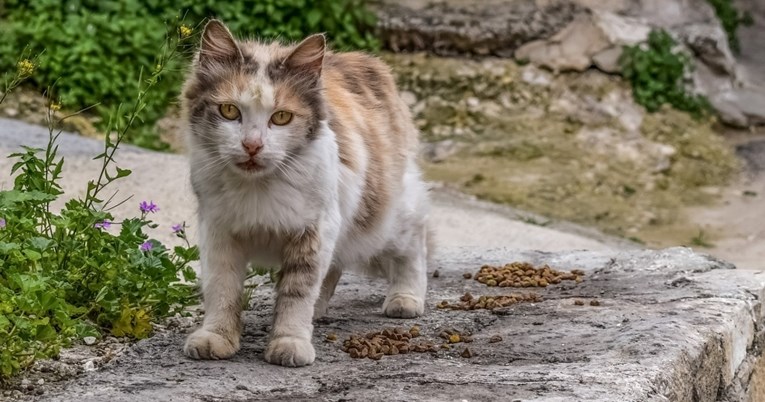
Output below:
[16,59,35,77]
[50,102,61,111]
[179,24,193,39]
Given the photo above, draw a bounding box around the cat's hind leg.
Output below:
[313,264,342,319]
[380,223,429,318]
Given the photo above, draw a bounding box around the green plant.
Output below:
[690,229,714,248]
[0,0,379,150]
[620,30,710,117]
[0,28,198,379]
[706,0,754,53]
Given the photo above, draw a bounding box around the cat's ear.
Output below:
[199,19,243,66]
[283,34,326,77]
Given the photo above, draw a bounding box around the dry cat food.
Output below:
[438,328,473,344]
[473,262,585,288]
[573,299,602,306]
[436,292,542,310]
[342,326,437,360]
[436,329,476,358]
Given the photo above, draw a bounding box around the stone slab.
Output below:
[28,247,765,402]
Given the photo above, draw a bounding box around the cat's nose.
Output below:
[242,138,263,156]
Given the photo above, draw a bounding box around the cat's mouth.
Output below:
[235,159,264,172]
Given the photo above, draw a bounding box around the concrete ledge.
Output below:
[37,247,764,402]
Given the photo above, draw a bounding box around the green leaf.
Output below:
[23,249,42,261]
[115,167,132,179]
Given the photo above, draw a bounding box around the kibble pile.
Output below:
[473,262,584,287]
[437,292,541,310]
[341,326,437,360]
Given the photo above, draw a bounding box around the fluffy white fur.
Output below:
[182,21,430,367]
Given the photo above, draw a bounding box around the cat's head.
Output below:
[183,20,326,178]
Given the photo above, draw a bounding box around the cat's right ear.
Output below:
[199,19,243,66]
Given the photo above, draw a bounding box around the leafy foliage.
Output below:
[0,0,379,149]
[0,31,199,379]
[620,30,710,117]
[706,0,754,53]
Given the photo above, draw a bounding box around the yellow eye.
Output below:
[219,103,240,120]
[270,111,293,126]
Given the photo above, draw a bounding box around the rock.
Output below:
[679,23,736,75]
[421,140,463,163]
[83,336,97,346]
[83,360,96,372]
[713,89,765,127]
[21,378,30,388]
[515,10,650,73]
[4,107,19,117]
[37,379,45,386]
[465,97,480,108]
[515,14,611,72]
[575,127,675,172]
[156,108,185,153]
[592,46,623,73]
[375,0,581,57]
[550,88,645,132]
[521,65,552,86]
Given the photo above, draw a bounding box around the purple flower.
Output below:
[0,218,5,229]
[139,241,153,252]
[139,201,159,214]
[171,223,183,234]
[94,220,112,230]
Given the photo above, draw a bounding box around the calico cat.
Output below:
[180,20,431,367]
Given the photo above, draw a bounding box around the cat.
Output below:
[180,20,431,367]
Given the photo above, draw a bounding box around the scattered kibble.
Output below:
[463,272,472,279]
[489,335,503,343]
[342,326,436,360]
[432,270,440,278]
[438,328,473,346]
[574,300,585,306]
[473,262,585,288]
[325,333,337,342]
[437,292,542,311]
[461,347,473,358]
[590,300,601,306]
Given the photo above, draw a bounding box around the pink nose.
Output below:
[242,138,263,156]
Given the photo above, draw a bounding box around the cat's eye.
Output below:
[270,111,293,126]
[219,103,240,120]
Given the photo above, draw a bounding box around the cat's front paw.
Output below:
[383,294,424,318]
[264,336,315,367]
[184,328,239,360]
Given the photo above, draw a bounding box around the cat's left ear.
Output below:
[283,34,326,77]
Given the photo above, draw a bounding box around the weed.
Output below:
[620,30,710,117]
[706,0,754,53]
[690,229,715,248]
[0,27,198,379]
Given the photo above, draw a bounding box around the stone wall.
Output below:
[374,0,765,127]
